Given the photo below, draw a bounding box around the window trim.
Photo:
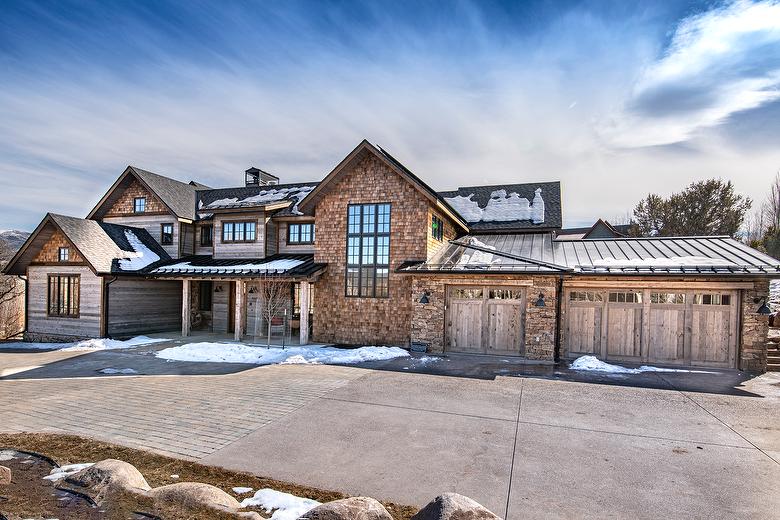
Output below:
[133,197,146,214]
[58,247,69,262]
[200,224,213,246]
[287,222,315,245]
[345,203,391,298]
[221,220,257,243]
[47,274,80,318]
[160,223,174,245]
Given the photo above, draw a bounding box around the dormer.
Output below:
[245,167,280,187]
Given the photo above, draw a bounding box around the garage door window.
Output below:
[693,293,731,305]
[608,291,642,303]
[489,289,523,300]
[452,288,483,299]
[651,293,686,304]
[570,291,603,302]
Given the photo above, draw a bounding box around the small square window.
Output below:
[134,197,146,213]
[161,223,174,245]
[58,247,69,262]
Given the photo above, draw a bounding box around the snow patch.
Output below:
[117,230,161,271]
[240,488,320,520]
[0,336,166,351]
[205,186,315,212]
[0,450,16,461]
[155,343,410,365]
[99,368,138,375]
[233,487,253,494]
[43,463,94,481]
[770,279,780,312]
[591,256,733,268]
[570,355,714,374]
[445,189,545,224]
[153,258,304,274]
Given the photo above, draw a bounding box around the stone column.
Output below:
[181,279,190,337]
[299,281,310,345]
[234,280,244,341]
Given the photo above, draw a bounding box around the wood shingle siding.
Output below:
[107,278,182,336]
[102,177,168,216]
[26,265,101,340]
[32,229,85,264]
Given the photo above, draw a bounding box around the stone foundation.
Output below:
[740,279,770,372]
[24,331,91,343]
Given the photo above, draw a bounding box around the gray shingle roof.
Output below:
[130,166,199,220]
[438,182,562,232]
[197,182,320,216]
[400,233,780,276]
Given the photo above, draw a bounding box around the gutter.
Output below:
[15,275,27,337]
[103,276,118,338]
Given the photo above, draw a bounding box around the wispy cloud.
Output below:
[600,0,780,147]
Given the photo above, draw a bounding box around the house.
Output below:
[4,140,779,372]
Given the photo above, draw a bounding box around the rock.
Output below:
[148,482,241,511]
[62,459,150,501]
[300,496,393,520]
[0,465,10,485]
[411,493,500,520]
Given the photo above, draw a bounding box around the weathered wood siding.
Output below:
[102,215,180,258]
[194,224,213,256]
[213,212,265,259]
[212,282,230,332]
[277,221,315,254]
[180,223,195,256]
[107,278,181,336]
[27,265,101,339]
[265,218,278,256]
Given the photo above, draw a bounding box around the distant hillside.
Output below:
[0,230,30,260]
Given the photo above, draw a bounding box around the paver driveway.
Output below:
[1,347,779,519]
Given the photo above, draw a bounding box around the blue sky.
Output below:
[1,0,779,230]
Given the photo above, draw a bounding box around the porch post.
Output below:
[234,280,244,341]
[181,279,190,337]
[299,281,310,345]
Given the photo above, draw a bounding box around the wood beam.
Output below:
[234,280,244,341]
[299,281,310,345]
[181,279,190,337]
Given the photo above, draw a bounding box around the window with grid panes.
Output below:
[346,203,390,297]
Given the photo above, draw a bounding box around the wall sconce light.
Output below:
[534,292,546,307]
[419,291,430,304]
[755,298,772,315]
[214,285,223,293]
[248,286,257,294]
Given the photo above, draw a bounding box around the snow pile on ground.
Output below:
[445,189,544,223]
[99,368,138,375]
[0,450,16,461]
[155,343,409,365]
[43,463,94,481]
[771,279,780,312]
[0,336,166,351]
[117,230,161,271]
[232,487,253,494]
[570,355,713,374]
[240,488,320,520]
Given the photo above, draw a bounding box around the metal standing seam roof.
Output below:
[148,253,326,278]
[399,234,780,276]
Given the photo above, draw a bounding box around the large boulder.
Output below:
[148,482,241,511]
[300,496,393,519]
[62,459,150,501]
[411,493,500,520]
[0,465,10,485]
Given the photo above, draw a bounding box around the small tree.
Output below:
[252,275,290,347]
[630,179,752,237]
[0,262,24,340]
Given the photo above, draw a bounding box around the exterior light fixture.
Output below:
[534,292,546,307]
[419,291,430,304]
[248,286,257,294]
[214,285,223,293]
[756,299,772,315]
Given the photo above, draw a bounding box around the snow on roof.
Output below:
[152,258,304,274]
[117,230,161,271]
[204,185,315,213]
[591,256,734,268]
[445,188,545,224]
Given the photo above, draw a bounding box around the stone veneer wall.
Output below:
[410,274,559,360]
[312,153,433,346]
[741,278,770,372]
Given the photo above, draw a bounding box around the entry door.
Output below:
[446,287,484,354]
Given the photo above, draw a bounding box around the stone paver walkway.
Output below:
[0,364,364,458]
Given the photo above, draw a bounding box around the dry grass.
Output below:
[0,432,418,519]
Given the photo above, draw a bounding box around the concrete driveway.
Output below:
[1,345,778,519]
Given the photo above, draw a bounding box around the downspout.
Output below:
[15,275,28,337]
[554,274,564,363]
[103,276,118,338]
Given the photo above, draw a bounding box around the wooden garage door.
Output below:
[565,288,738,368]
[446,286,525,355]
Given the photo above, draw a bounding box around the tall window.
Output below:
[222,221,256,242]
[133,197,146,213]
[346,203,390,298]
[161,223,174,245]
[288,223,314,244]
[431,215,443,241]
[48,274,80,317]
[200,224,213,246]
[58,247,69,262]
